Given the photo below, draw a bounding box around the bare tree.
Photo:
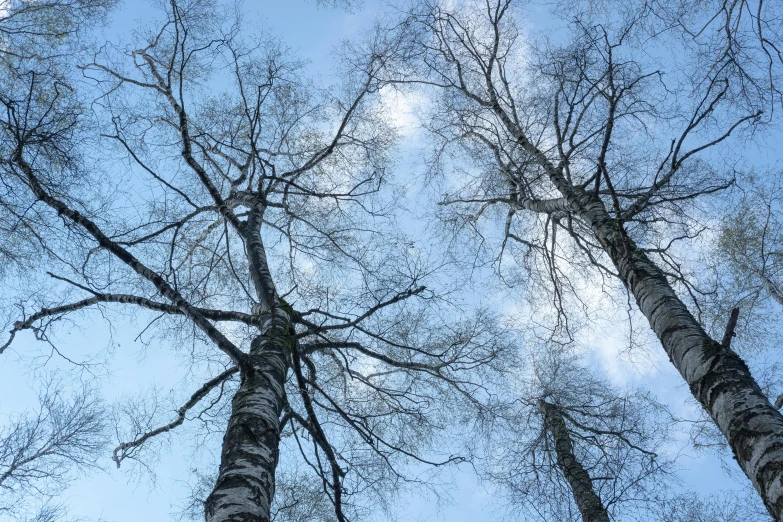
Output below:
[0,376,106,522]
[537,399,609,522]
[0,2,112,520]
[481,344,670,522]
[382,0,783,517]
[0,0,509,520]
[558,0,783,112]
[649,490,771,522]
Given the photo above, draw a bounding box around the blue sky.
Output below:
[0,0,776,520]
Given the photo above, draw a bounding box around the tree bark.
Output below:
[568,188,783,520]
[760,272,783,309]
[204,314,290,522]
[538,399,610,522]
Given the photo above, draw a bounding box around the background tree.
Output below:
[714,177,783,319]
[0,2,112,520]
[559,0,783,113]
[480,343,671,522]
[0,0,116,276]
[650,490,771,522]
[666,175,783,478]
[0,376,106,522]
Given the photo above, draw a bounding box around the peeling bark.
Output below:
[204,314,290,522]
[538,400,610,522]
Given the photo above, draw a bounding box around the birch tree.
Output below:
[0,376,106,522]
[560,0,783,113]
[0,0,509,520]
[386,0,783,517]
[0,2,111,520]
[673,176,783,464]
[483,345,670,522]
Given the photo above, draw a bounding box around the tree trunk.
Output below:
[204,314,290,522]
[760,272,783,309]
[570,189,783,520]
[538,399,610,522]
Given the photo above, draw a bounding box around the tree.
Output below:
[0,1,116,56]
[0,376,106,522]
[0,0,508,520]
[559,0,783,113]
[481,344,670,522]
[387,0,783,516]
[0,2,111,520]
[651,490,771,522]
[673,176,783,468]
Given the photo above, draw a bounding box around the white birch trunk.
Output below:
[204,314,290,522]
[538,400,610,522]
[568,189,783,519]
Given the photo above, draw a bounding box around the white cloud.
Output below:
[379,86,426,139]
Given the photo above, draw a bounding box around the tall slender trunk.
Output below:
[204,314,290,522]
[538,400,610,522]
[569,189,783,519]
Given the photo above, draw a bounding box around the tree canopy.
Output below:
[1,0,783,521]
